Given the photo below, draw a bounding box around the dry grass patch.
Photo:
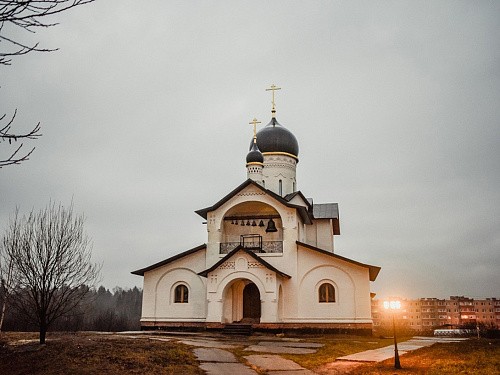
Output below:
[320,338,500,374]
[280,335,395,370]
[0,332,203,375]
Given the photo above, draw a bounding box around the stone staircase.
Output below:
[222,323,253,336]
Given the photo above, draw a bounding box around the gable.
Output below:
[284,191,311,208]
[198,246,291,278]
[195,179,312,224]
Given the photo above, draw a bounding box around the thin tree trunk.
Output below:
[0,258,14,333]
[0,293,7,332]
[39,320,47,344]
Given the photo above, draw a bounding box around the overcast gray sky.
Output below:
[1,1,499,299]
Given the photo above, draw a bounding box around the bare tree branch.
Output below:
[1,1,94,167]
[0,0,94,65]
[0,109,42,167]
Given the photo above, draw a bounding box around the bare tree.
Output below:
[2,202,101,343]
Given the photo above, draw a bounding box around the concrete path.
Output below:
[337,336,468,362]
[193,347,238,363]
[185,335,321,374]
[200,362,259,375]
[245,344,318,354]
[245,354,317,374]
[178,338,237,349]
[194,347,259,375]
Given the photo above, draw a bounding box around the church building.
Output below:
[132,87,380,333]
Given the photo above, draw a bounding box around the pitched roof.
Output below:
[283,191,312,208]
[312,203,339,219]
[131,244,206,276]
[195,179,312,224]
[198,245,291,279]
[296,241,381,281]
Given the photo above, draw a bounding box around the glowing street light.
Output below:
[383,299,402,369]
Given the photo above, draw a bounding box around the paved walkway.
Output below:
[185,336,323,374]
[337,336,468,362]
[116,332,468,374]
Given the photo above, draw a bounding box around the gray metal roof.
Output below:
[312,203,339,219]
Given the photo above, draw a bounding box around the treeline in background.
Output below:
[1,286,142,332]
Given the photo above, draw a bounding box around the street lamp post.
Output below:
[383,300,402,369]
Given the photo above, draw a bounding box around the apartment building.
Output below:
[372,296,500,332]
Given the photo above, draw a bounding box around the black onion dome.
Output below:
[250,117,299,157]
[246,141,264,163]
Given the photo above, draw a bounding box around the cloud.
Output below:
[1,1,499,298]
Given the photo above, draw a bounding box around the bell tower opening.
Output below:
[221,201,283,254]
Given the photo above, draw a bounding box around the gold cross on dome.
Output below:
[266,84,281,112]
[249,118,261,142]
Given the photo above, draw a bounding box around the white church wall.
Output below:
[305,223,317,247]
[303,220,334,252]
[278,276,301,321]
[294,247,373,323]
[316,219,334,252]
[141,251,207,322]
[297,265,355,320]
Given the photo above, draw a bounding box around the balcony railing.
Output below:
[220,240,283,254]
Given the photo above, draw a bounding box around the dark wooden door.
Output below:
[243,283,261,320]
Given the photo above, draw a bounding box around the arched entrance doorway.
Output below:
[222,279,261,323]
[243,283,261,321]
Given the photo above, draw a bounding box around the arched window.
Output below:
[174,284,189,303]
[319,283,335,303]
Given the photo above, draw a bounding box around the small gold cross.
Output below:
[266,84,281,111]
[249,118,261,142]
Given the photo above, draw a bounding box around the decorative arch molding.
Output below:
[277,283,284,321]
[155,267,202,292]
[216,271,267,301]
[218,200,285,231]
[299,264,356,292]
